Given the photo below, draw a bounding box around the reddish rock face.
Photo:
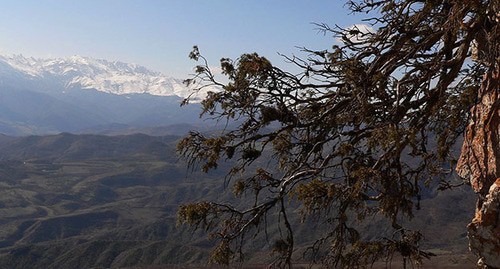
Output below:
[468,179,500,268]
[456,68,499,268]
[456,72,499,195]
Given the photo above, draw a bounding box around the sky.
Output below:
[0,1,363,78]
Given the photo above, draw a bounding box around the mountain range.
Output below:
[0,54,478,268]
[0,54,211,135]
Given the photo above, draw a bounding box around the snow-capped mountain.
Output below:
[0,54,208,100]
[0,54,209,135]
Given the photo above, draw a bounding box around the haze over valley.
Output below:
[0,54,209,136]
[0,53,477,268]
[0,55,472,268]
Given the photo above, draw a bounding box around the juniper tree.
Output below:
[177,0,499,267]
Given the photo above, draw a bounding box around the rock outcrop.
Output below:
[456,68,499,268]
[468,179,500,268]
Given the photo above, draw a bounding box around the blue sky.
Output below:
[0,1,362,78]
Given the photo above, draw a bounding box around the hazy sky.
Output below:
[0,1,362,78]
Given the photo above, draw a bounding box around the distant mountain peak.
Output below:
[0,54,210,100]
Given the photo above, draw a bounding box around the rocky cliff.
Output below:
[456,68,499,268]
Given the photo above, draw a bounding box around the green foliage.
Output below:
[209,242,234,265]
[179,0,499,267]
[177,202,217,230]
[292,179,336,215]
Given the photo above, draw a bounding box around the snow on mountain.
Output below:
[0,54,210,100]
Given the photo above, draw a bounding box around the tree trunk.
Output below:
[456,66,500,268]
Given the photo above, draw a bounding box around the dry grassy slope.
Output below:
[0,133,477,268]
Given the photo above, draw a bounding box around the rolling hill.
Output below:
[0,133,477,268]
